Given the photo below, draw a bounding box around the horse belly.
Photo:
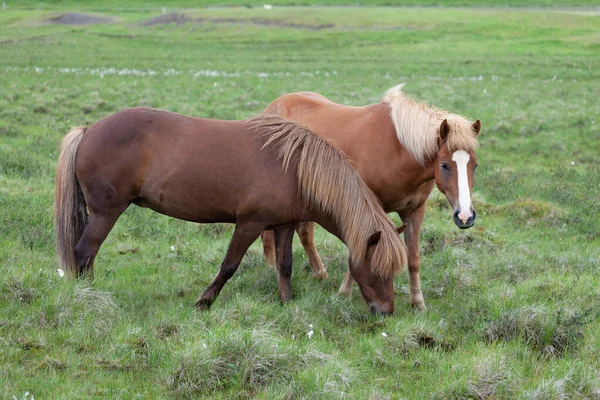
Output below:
[135,167,242,224]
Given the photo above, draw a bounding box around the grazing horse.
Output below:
[261,84,480,309]
[54,108,407,314]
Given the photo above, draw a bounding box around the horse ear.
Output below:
[396,224,407,234]
[472,119,481,136]
[367,231,382,248]
[439,119,450,143]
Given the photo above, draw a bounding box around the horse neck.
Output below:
[252,113,403,274]
[421,155,438,182]
[297,153,391,265]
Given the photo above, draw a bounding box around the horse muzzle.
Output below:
[369,301,394,316]
[453,209,476,229]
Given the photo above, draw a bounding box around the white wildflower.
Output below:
[170,246,176,252]
[57,269,65,277]
[307,330,314,339]
[381,332,388,338]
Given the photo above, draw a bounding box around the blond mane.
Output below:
[249,114,407,277]
[382,84,479,165]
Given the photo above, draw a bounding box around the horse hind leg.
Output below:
[73,181,131,279]
[261,230,276,269]
[296,222,327,279]
[73,205,127,279]
[196,222,264,310]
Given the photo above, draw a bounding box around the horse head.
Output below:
[350,224,407,315]
[434,119,481,229]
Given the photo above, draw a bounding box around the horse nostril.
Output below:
[472,210,477,221]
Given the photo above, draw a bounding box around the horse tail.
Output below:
[54,127,88,277]
[250,115,406,277]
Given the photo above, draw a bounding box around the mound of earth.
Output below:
[49,12,113,25]
[139,13,191,26]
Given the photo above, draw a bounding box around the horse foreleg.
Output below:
[338,270,354,296]
[274,226,295,303]
[196,223,263,310]
[261,230,276,269]
[296,222,327,279]
[400,204,426,310]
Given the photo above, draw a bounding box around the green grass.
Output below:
[1,4,600,399]
[8,0,600,9]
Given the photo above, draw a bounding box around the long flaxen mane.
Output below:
[382,84,479,165]
[249,114,407,277]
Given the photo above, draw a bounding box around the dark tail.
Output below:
[54,127,88,277]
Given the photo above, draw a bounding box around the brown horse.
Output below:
[54,107,407,314]
[261,84,480,309]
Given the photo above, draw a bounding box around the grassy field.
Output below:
[1,3,600,399]
[8,0,600,9]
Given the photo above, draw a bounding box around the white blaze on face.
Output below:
[452,150,472,223]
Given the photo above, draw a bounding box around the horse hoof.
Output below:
[313,270,328,280]
[195,298,212,311]
[280,295,291,304]
[411,302,427,311]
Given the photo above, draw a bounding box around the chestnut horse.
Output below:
[261,84,480,309]
[54,108,407,313]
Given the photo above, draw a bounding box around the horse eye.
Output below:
[474,163,479,170]
[441,163,450,172]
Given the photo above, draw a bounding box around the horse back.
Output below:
[264,95,433,212]
[75,107,301,224]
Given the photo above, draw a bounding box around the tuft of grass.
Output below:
[5,278,37,303]
[524,368,600,400]
[386,322,456,357]
[54,283,121,334]
[464,356,512,400]
[484,305,597,357]
[436,353,516,400]
[169,328,326,397]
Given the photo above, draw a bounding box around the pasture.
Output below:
[1,2,599,398]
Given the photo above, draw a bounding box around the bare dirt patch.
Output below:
[49,13,113,26]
